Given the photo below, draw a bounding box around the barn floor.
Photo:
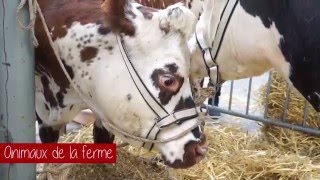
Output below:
[37,121,320,179]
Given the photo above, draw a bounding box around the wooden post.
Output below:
[0,0,36,179]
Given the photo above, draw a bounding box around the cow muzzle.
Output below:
[163,132,208,169]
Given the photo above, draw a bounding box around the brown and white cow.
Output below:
[35,0,208,168]
[188,0,320,112]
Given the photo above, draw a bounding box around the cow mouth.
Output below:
[162,134,208,169]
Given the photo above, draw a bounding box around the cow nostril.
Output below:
[195,146,208,156]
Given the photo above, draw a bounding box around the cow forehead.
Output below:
[54,20,188,74]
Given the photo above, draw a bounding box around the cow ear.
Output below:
[159,3,196,38]
[101,0,135,36]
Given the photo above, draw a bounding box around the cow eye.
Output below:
[164,77,175,86]
[160,74,176,87]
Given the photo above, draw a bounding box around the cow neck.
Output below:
[195,0,239,88]
[36,3,200,149]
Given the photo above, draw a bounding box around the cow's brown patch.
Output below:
[137,0,184,9]
[98,26,111,35]
[188,0,193,9]
[62,60,74,79]
[80,47,98,62]
[101,0,136,36]
[45,104,49,110]
[137,6,158,20]
[174,96,195,111]
[93,120,115,143]
[39,126,60,143]
[41,75,58,108]
[106,46,113,51]
[37,0,108,30]
[36,112,43,124]
[126,94,132,101]
[52,26,68,41]
[151,63,184,105]
[165,63,179,73]
[56,91,66,108]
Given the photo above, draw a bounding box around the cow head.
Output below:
[77,0,207,168]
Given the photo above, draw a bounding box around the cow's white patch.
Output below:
[189,0,291,85]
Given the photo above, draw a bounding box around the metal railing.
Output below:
[202,71,320,136]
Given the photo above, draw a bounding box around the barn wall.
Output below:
[0,0,36,179]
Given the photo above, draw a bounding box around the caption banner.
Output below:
[0,143,116,163]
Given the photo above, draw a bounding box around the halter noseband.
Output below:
[195,0,239,88]
[116,35,199,150]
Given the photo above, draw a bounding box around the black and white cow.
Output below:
[188,0,320,112]
[35,0,208,168]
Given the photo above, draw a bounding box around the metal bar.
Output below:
[60,125,67,135]
[228,80,234,110]
[302,100,308,127]
[282,83,291,121]
[245,78,253,115]
[264,71,273,118]
[0,0,36,179]
[202,105,320,136]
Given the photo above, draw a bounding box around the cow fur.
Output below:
[35,0,207,168]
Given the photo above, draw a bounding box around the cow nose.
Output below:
[195,134,208,157]
[163,132,208,169]
[193,133,207,160]
[196,145,208,156]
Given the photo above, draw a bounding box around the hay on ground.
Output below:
[37,123,320,180]
[259,71,319,128]
[258,71,320,162]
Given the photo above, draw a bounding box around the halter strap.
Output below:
[195,0,239,87]
[211,0,239,61]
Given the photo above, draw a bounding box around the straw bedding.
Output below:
[37,124,320,179]
[259,71,320,128]
[257,71,320,170]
